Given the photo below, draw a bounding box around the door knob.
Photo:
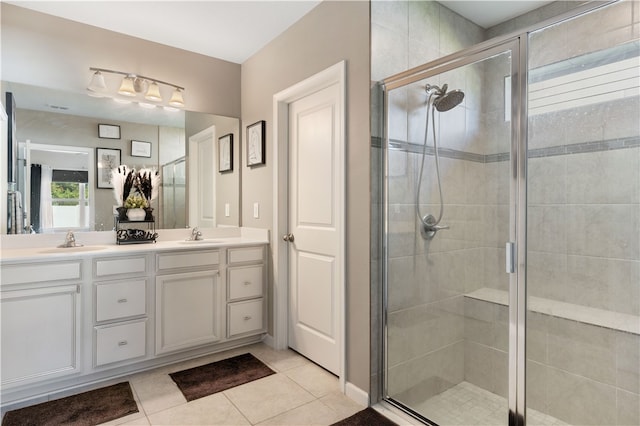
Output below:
[282,233,295,242]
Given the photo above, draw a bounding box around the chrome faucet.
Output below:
[188,227,203,241]
[58,230,82,248]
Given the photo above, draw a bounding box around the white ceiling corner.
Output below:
[5,0,322,64]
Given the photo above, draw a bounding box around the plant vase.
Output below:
[126,208,146,221]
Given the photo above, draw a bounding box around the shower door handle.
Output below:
[282,233,295,242]
[505,242,516,274]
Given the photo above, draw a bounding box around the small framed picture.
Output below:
[246,120,266,166]
[98,124,121,139]
[131,140,152,158]
[96,148,121,188]
[218,133,233,173]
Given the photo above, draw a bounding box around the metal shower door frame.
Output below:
[381,36,526,425]
[377,2,620,425]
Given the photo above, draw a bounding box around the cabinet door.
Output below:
[155,270,221,354]
[1,284,81,387]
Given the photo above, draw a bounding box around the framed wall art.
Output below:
[246,120,265,166]
[96,148,121,188]
[131,140,152,158]
[98,124,121,139]
[218,133,233,172]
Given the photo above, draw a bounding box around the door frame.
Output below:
[272,61,346,390]
[188,125,216,228]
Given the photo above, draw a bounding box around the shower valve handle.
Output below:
[432,224,450,230]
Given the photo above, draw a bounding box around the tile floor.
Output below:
[412,381,567,426]
[98,342,366,425]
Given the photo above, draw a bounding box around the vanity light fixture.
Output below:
[117,75,137,97]
[87,67,186,110]
[87,70,107,93]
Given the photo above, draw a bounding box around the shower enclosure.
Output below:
[373,1,639,425]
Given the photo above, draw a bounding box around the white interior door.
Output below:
[188,126,216,228]
[287,83,342,375]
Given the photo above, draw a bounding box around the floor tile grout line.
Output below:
[219,392,254,426]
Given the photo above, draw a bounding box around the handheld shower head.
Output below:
[434,89,465,111]
[425,83,464,111]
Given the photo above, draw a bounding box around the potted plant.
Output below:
[112,166,160,221]
[124,193,147,221]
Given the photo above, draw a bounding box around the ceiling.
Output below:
[4,1,322,64]
[440,1,553,29]
[7,1,553,64]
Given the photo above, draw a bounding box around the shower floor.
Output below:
[411,381,567,426]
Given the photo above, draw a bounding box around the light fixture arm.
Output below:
[89,67,184,91]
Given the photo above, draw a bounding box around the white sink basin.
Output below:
[39,245,107,254]
[178,239,224,244]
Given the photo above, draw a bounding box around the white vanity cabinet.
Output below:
[0,261,82,388]
[92,255,149,368]
[226,246,266,338]
[155,249,223,355]
[0,237,269,410]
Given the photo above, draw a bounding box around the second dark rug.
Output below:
[331,407,399,426]
[1,382,138,426]
[169,352,275,401]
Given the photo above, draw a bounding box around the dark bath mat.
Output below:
[331,407,399,426]
[169,352,276,402]
[1,381,138,426]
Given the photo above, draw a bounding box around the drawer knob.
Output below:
[117,298,128,303]
[243,281,251,286]
[118,340,128,346]
[243,316,252,321]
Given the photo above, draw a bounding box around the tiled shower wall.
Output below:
[372,0,487,402]
[372,1,640,424]
[521,3,638,424]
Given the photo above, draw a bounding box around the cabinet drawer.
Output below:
[96,279,146,322]
[95,256,147,278]
[1,261,81,286]
[228,265,263,301]
[157,250,219,272]
[95,320,146,366]
[228,299,264,337]
[228,246,264,264]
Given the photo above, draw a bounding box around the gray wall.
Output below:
[241,1,371,390]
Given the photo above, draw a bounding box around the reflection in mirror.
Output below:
[20,143,94,233]
[2,81,240,234]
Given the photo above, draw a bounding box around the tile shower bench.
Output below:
[465,287,639,335]
[463,287,639,424]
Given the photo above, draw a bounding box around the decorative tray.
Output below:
[116,229,158,245]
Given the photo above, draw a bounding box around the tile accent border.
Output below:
[373,136,640,163]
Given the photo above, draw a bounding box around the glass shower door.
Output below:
[526,2,640,425]
[384,42,517,425]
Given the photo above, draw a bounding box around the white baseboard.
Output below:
[261,334,275,349]
[345,381,369,407]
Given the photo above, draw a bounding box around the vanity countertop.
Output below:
[0,227,269,262]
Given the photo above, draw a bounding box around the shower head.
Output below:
[425,83,465,111]
[434,89,465,111]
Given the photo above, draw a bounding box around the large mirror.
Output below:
[2,81,240,234]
